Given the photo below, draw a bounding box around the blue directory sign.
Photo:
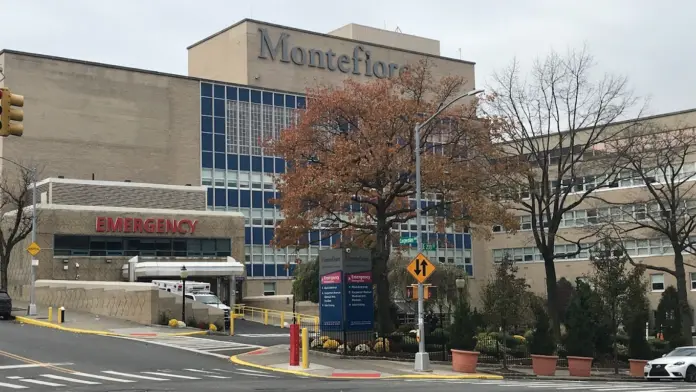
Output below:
[346,271,374,331]
[319,271,343,330]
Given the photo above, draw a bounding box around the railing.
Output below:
[233,305,319,330]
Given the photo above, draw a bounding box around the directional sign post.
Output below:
[399,237,417,245]
[26,242,41,256]
[407,253,436,283]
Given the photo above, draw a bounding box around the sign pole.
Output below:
[28,167,38,316]
[413,123,431,372]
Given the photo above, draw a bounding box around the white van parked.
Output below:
[152,280,230,326]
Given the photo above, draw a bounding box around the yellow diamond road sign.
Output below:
[26,242,40,256]
[407,253,436,283]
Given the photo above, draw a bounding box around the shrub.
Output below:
[374,338,390,352]
[564,280,596,358]
[208,323,217,332]
[529,304,555,356]
[449,297,476,351]
[323,339,339,349]
[168,318,179,328]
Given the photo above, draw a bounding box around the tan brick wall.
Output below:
[0,52,201,187]
[49,182,206,211]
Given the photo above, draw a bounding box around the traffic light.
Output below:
[0,88,24,137]
[406,284,437,300]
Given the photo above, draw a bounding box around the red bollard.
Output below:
[289,324,300,366]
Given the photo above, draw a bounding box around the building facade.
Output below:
[0,19,477,297]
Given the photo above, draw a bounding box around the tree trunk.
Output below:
[543,257,561,339]
[501,321,508,370]
[0,260,6,291]
[373,226,394,335]
[673,252,693,345]
[611,303,618,375]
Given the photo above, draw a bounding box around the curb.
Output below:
[495,374,644,382]
[229,350,504,380]
[14,316,208,337]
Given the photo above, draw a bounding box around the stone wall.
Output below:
[24,280,225,326]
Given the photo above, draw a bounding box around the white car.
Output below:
[645,346,696,381]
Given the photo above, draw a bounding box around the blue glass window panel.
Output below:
[228,189,239,207]
[240,190,251,208]
[207,188,213,206]
[288,264,296,276]
[213,99,225,117]
[297,96,306,109]
[455,235,463,249]
[240,155,251,171]
[264,228,274,245]
[214,188,226,207]
[321,234,331,246]
[202,152,213,168]
[263,157,274,173]
[251,90,262,104]
[265,264,276,277]
[201,133,213,152]
[251,191,263,208]
[213,84,225,99]
[252,228,263,245]
[239,88,250,102]
[263,192,275,209]
[274,93,284,106]
[262,92,273,105]
[201,97,212,116]
[464,234,472,249]
[214,153,226,169]
[201,116,213,133]
[252,264,263,276]
[201,83,213,97]
[245,264,252,276]
[309,231,320,245]
[275,158,285,174]
[277,265,287,277]
[226,86,237,100]
[286,95,295,108]
[214,134,226,153]
[244,227,251,245]
[252,156,262,171]
[446,234,455,246]
[227,154,238,170]
[465,265,473,276]
[214,117,225,134]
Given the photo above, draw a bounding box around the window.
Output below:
[53,235,232,257]
[691,272,696,291]
[263,282,276,296]
[651,274,665,292]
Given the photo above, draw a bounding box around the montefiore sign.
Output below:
[95,217,199,235]
[257,28,406,79]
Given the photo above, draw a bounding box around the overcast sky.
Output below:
[1,0,692,117]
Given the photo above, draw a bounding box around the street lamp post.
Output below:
[413,89,484,372]
[180,265,188,322]
[0,157,38,316]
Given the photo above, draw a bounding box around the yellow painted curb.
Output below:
[229,351,504,380]
[15,316,209,337]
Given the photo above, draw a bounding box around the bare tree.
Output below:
[600,124,696,344]
[483,47,640,337]
[0,166,36,290]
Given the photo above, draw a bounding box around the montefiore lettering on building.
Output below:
[257,28,406,79]
[95,217,199,235]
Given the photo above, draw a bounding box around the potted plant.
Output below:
[529,304,558,376]
[626,299,653,376]
[564,280,596,377]
[449,295,479,373]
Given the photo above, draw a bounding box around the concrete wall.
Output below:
[241,295,318,316]
[21,280,224,326]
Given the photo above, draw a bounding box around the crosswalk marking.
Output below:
[0,382,26,389]
[14,378,63,387]
[102,371,168,381]
[41,374,101,385]
[123,336,262,358]
[142,372,200,379]
[72,372,135,383]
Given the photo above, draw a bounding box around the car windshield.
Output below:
[667,348,696,357]
[196,295,220,305]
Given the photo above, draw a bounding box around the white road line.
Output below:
[142,371,200,380]
[0,381,27,389]
[102,371,169,381]
[234,368,270,375]
[236,334,289,337]
[184,368,219,374]
[235,372,277,378]
[13,378,63,387]
[205,375,231,379]
[72,372,136,383]
[0,363,74,370]
[40,374,101,385]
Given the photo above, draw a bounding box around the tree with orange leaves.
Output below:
[269,60,518,333]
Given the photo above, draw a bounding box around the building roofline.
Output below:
[31,177,207,192]
[0,49,305,97]
[8,203,245,218]
[186,18,476,66]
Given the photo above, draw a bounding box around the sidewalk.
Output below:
[479,365,642,382]
[11,301,207,338]
[230,344,502,379]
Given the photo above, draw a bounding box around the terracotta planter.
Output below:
[451,349,480,373]
[628,359,649,377]
[531,354,559,376]
[567,356,593,377]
